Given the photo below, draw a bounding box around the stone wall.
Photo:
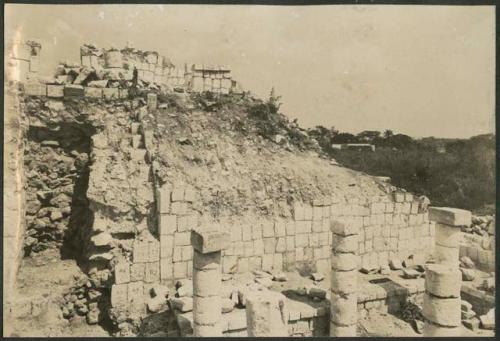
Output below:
[3,86,28,301]
[154,189,432,284]
[79,44,236,93]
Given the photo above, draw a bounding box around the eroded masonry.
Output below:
[4,40,495,337]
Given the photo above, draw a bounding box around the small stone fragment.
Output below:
[460,256,475,269]
[460,268,475,281]
[311,273,325,282]
[479,309,495,330]
[272,272,288,282]
[463,318,480,331]
[402,269,420,279]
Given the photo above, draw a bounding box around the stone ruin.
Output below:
[15,42,241,98]
[3,40,495,337]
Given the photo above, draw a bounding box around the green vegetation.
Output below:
[319,130,495,213]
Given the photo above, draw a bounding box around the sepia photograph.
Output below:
[3,2,496,337]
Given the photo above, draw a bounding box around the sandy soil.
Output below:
[4,249,110,337]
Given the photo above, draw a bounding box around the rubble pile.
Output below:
[60,273,104,325]
[463,215,495,236]
[23,98,95,255]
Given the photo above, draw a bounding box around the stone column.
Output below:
[329,219,359,336]
[245,290,288,336]
[429,207,471,268]
[423,207,471,337]
[191,229,228,337]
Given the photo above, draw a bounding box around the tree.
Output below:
[332,132,358,144]
[357,130,381,142]
[383,129,394,138]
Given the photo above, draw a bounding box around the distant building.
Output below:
[331,143,375,152]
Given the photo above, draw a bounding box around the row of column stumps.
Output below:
[330,219,359,336]
[423,207,472,336]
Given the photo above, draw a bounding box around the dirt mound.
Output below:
[151,93,392,218]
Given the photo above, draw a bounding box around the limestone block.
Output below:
[312,221,323,233]
[294,203,305,221]
[295,234,308,248]
[424,264,461,298]
[111,283,128,307]
[332,234,358,253]
[171,187,184,202]
[434,244,459,267]
[295,248,304,262]
[103,87,119,99]
[173,261,188,279]
[330,270,357,294]
[160,260,173,282]
[429,207,471,227]
[285,221,295,236]
[222,255,238,274]
[160,234,174,258]
[131,135,142,148]
[307,234,318,248]
[262,254,273,271]
[171,202,188,215]
[147,93,158,110]
[254,239,264,254]
[128,281,145,309]
[243,240,253,257]
[170,297,194,313]
[252,224,263,240]
[145,262,160,283]
[193,249,221,271]
[193,295,221,325]
[330,321,356,337]
[331,219,358,236]
[133,240,149,263]
[312,206,323,221]
[24,82,46,96]
[423,322,460,336]
[304,205,313,220]
[148,240,160,262]
[42,83,63,99]
[193,268,221,297]
[330,292,357,326]
[191,229,229,254]
[435,223,462,248]
[274,221,286,237]
[331,253,358,271]
[130,262,146,282]
[230,225,242,242]
[245,291,288,336]
[422,293,460,327]
[273,253,283,270]
[238,257,249,273]
[175,231,191,246]
[114,262,131,284]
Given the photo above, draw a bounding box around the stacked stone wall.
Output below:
[152,186,433,284]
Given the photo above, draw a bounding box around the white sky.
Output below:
[5,4,495,138]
